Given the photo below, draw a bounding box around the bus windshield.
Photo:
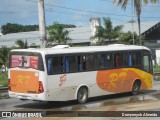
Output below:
[10,51,44,71]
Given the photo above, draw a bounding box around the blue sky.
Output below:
[0,0,160,27]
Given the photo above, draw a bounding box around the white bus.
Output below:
[8,44,153,103]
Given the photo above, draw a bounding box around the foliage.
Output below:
[47,22,71,46]
[91,17,123,45]
[0,46,10,68]
[1,23,39,34]
[113,0,159,45]
[118,31,144,45]
[0,72,8,88]
[15,39,28,49]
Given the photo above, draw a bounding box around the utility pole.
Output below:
[38,0,47,48]
[131,0,135,45]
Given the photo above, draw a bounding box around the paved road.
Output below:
[0,81,160,119]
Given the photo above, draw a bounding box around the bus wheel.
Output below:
[132,80,141,95]
[77,87,88,104]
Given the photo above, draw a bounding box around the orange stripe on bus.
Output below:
[96,68,152,93]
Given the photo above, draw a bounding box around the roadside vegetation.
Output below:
[154,65,160,81]
[0,72,8,88]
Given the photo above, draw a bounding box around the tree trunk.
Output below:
[137,15,141,45]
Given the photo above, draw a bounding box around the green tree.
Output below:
[118,31,144,45]
[91,17,123,45]
[15,39,25,49]
[1,23,39,34]
[47,22,71,46]
[113,0,159,45]
[0,46,10,69]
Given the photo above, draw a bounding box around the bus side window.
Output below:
[78,56,82,71]
[52,56,62,74]
[82,56,86,70]
[61,57,65,72]
[99,54,106,69]
[143,52,152,74]
[78,55,86,71]
[65,56,70,73]
[122,52,128,67]
[114,53,121,67]
[128,52,132,66]
[69,56,78,72]
[47,57,52,75]
[106,53,113,68]
[143,54,150,72]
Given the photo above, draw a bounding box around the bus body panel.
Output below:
[97,68,152,93]
[46,71,111,101]
[9,69,47,101]
[10,70,39,93]
[45,68,152,101]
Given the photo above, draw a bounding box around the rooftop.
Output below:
[0,21,159,48]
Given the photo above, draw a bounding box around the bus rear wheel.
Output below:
[132,80,141,95]
[77,87,88,104]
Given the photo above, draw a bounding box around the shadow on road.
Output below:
[14,89,158,110]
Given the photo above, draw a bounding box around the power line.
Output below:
[24,0,160,19]
[1,0,160,20]
[102,0,160,7]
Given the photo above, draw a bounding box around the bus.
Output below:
[8,44,153,104]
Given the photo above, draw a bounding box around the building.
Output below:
[0,18,159,49]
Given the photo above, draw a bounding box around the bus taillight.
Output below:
[38,81,44,93]
[8,79,11,91]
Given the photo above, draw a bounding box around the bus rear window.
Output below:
[10,52,44,71]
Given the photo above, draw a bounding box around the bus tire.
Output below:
[77,87,88,104]
[132,80,141,95]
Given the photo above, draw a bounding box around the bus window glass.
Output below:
[10,52,44,71]
[78,56,82,71]
[143,55,150,72]
[114,53,121,67]
[52,56,63,74]
[106,53,113,68]
[122,52,128,67]
[69,56,78,72]
[47,57,52,75]
[128,52,141,67]
[82,55,86,70]
[99,54,107,69]
[128,53,132,66]
[65,56,70,73]
[77,55,86,71]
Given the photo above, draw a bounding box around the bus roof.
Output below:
[11,44,150,55]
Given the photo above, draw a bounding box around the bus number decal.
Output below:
[17,75,31,85]
[108,72,127,89]
[59,74,67,86]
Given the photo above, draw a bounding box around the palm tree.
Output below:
[113,0,159,45]
[0,46,10,69]
[47,22,70,46]
[91,17,123,45]
[15,39,25,49]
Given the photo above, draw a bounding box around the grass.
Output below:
[154,66,160,74]
[0,72,8,88]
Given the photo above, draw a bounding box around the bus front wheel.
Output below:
[132,80,141,95]
[77,87,88,104]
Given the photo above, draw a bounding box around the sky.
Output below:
[0,0,160,27]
